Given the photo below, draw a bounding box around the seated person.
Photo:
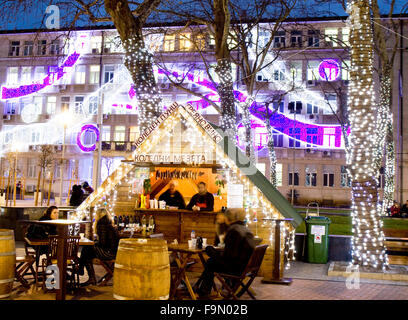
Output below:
[158,182,186,209]
[69,184,84,206]
[390,201,401,217]
[26,206,59,255]
[214,213,228,247]
[78,208,120,286]
[401,200,408,218]
[186,182,214,212]
[196,208,256,298]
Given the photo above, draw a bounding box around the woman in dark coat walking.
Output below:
[78,208,120,286]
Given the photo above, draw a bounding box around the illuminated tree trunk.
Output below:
[238,98,255,162]
[105,0,162,132]
[347,0,386,270]
[213,0,236,138]
[382,124,395,215]
[265,117,277,188]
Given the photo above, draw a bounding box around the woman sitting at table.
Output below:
[26,206,59,255]
[78,208,120,286]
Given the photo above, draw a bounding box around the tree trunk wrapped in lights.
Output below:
[382,124,395,215]
[265,116,277,188]
[105,0,162,132]
[347,0,387,270]
[215,58,237,137]
[238,98,255,161]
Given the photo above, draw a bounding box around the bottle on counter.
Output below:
[148,215,155,234]
[113,215,118,226]
[141,214,147,235]
[191,230,196,240]
[118,215,123,231]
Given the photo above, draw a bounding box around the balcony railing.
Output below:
[101,141,136,152]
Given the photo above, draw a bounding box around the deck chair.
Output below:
[15,255,36,288]
[93,258,115,286]
[214,244,268,300]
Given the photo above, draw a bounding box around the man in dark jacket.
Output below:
[158,182,186,209]
[186,182,214,211]
[196,208,256,297]
[401,200,408,218]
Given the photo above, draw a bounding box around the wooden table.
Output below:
[167,244,209,300]
[23,219,91,300]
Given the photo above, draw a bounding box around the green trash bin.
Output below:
[305,216,331,263]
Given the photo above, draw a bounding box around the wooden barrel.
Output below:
[0,229,15,299]
[113,238,170,300]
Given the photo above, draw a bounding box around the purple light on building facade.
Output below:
[1,51,81,100]
[77,124,99,152]
[318,59,340,81]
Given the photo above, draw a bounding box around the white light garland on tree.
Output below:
[346,0,387,270]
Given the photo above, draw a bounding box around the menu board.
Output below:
[227,184,244,208]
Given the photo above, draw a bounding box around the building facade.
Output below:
[0,17,406,206]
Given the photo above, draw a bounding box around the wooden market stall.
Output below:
[76,102,303,278]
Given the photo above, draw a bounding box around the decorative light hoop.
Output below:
[77,124,99,152]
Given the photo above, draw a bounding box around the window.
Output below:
[323,173,334,187]
[276,163,283,186]
[89,65,100,84]
[288,101,302,114]
[33,96,43,113]
[306,128,318,147]
[256,72,269,82]
[3,126,14,144]
[23,41,34,56]
[342,27,350,46]
[4,101,19,115]
[114,126,126,142]
[30,128,41,144]
[61,96,70,112]
[305,166,317,187]
[208,34,216,49]
[91,36,102,54]
[104,65,115,83]
[28,158,36,178]
[272,66,285,81]
[74,96,84,114]
[323,94,337,114]
[179,33,192,51]
[9,41,20,56]
[273,102,284,113]
[341,166,351,187]
[37,40,47,55]
[272,129,284,147]
[163,34,175,51]
[273,31,285,48]
[324,28,338,47]
[227,31,238,50]
[21,67,32,84]
[288,128,301,148]
[75,65,86,84]
[34,66,45,82]
[323,165,335,187]
[46,96,57,114]
[307,61,320,80]
[290,31,302,47]
[288,165,299,186]
[102,126,111,141]
[195,34,206,51]
[289,60,302,83]
[50,40,60,55]
[307,30,320,47]
[88,96,98,115]
[7,67,19,85]
[129,126,139,142]
[341,60,350,81]
[306,103,319,114]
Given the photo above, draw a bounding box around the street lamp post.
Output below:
[59,124,67,206]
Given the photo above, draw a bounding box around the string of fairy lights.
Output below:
[346,0,387,270]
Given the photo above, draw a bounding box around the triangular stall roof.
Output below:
[77,102,302,227]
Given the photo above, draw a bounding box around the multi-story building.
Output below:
[0,16,406,206]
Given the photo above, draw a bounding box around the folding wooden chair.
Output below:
[214,244,268,300]
[15,255,36,288]
[93,258,115,286]
[41,236,81,292]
